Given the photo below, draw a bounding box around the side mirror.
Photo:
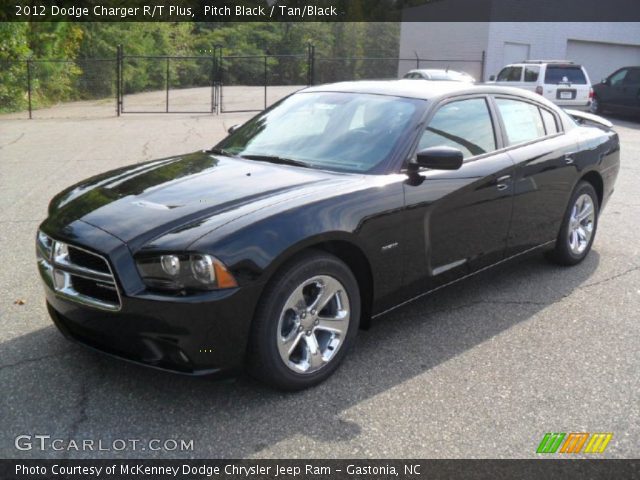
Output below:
[412,146,464,171]
[228,124,241,134]
[489,75,496,81]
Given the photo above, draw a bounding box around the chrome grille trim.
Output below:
[54,254,114,282]
[37,234,122,312]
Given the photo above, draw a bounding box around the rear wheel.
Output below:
[247,251,360,390]
[546,181,599,266]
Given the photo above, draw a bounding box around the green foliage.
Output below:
[27,23,84,107]
[0,23,30,111]
[0,21,401,112]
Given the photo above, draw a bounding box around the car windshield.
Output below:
[215,92,423,173]
[544,66,587,85]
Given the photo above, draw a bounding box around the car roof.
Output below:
[300,80,552,103]
[505,62,583,68]
[522,60,576,64]
[408,69,458,74]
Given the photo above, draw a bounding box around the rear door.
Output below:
[521,65,541,93]
[492,96,578,254]
[402,96,515,294]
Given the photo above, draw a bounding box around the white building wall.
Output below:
[397,22,489,80]
[399,18,640,82]
[485,22,640,81]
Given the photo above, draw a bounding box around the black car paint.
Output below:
[39,83,620,376]
[593,66,640,114]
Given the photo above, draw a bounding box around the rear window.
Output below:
[544,66,587,85]
[539,108,558,135]
[624,68,640,84]
[524,66,540,82]
[495,98,545,145]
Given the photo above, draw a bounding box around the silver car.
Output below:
[403,69,476,83]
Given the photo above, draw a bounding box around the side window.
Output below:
[497,66,523,82]
[524,66,540,82]
[418,98,496,159]
[495,98,545,145]
[609,69,627,86]
[623,68,640,85]
[539,108,558,135]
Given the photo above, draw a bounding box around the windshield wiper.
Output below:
[208,147,238,157]
[240,154,313,169]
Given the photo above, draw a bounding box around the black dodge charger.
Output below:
[37,81,620,390]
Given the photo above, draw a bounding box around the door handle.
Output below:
[496,175,511,191]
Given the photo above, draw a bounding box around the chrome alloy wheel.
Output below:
[276,275,350,374]
[568,193,595,255]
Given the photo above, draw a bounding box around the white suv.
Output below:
[490,61,592,109]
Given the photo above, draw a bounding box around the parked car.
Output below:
[490,60,592,109]
[404,69,475,83]
[37,80,619,390]
[591,66,640,115]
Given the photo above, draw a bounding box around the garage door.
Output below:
[567,40,640,84]
[503,42,530,66]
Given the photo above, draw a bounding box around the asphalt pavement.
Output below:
[0,108,638,459]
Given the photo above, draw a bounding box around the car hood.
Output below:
[45,151,359,249]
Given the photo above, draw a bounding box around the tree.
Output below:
[27,22,84,106]
[0,23,31,111]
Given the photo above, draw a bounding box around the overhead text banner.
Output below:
[2,0,640,22]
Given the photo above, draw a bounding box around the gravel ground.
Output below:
[0,98,638,459]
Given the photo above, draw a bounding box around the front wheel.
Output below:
[546,181,599,266]
[247,251,360,390]
[590,96,603,115]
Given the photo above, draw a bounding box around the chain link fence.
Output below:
[1,46,485,119]
[1,58,117,119]
[121,56,217,114]
[219,53,311,113]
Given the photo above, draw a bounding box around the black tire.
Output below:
[546,181,599,266]
[247,251,360,390]
[590,95,603,115]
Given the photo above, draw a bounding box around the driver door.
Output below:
[605,68,629,109]
[402,96,515,293]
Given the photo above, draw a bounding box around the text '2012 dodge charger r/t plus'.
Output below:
[37,81,620,390]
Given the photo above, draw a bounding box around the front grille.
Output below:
[38,236,121,311]
[68,246,110,274]
[71,275,120,305]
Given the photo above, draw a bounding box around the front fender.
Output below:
[189,181,407,310]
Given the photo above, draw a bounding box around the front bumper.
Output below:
[38,221,262,376]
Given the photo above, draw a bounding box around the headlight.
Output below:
[36,230,54,259]
[135,254,237,292]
